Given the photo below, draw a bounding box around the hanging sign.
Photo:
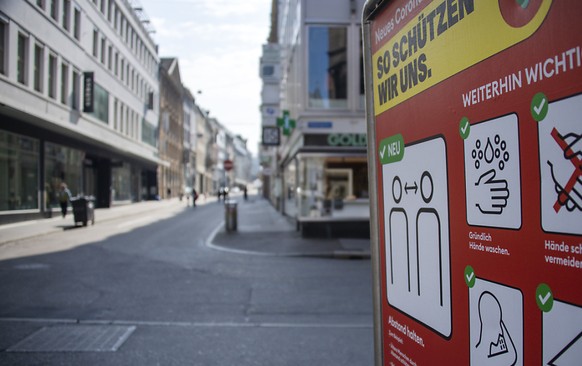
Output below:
[363,0,582,364]
[83,72,94,113]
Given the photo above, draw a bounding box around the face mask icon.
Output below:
[475,291,517,365]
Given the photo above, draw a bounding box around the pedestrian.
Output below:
[58,182,72,218]
[243,186,248,201]
[192,188,198,207]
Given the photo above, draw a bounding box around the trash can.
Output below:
[71,196,95,226]
[224,199,237,232]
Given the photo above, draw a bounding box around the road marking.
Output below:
[0,317,372,329]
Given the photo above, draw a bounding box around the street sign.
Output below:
[223,160,233,171]
[362,0,582,365]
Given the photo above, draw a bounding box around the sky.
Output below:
[137,0,272,156]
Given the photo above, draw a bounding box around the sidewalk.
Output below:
[0,195,370,259]
[209,196,371,259]
[0,197,197,246]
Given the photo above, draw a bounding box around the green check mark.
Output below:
[536,283,554,312]
[464,265,476,288]
[459,117,470,140]
[531,92,549,122]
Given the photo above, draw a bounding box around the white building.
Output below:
[0,0,161,223]
[265,0,370,237]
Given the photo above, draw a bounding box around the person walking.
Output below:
[58,182,72,218]
[192,188,198,207]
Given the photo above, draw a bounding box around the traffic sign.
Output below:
[223,160,233,171]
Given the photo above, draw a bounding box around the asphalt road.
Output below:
[0,200,374,365]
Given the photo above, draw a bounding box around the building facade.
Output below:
[0,0,161,223]
[262,0,369,236]
[158,57,184,199]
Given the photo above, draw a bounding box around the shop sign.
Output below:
[277,110,296,136]
[83,72,94,113]
[363,0,582,365]
[262,126,280,146]
[304,133,367,147]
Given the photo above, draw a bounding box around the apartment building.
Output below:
[0,0,161,223]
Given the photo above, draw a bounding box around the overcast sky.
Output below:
[138,0,272,156]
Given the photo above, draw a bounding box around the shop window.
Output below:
[308,26,347,109]
[0,131,39,211]
[44,141,84,209]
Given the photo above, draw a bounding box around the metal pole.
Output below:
[362,1,386,365]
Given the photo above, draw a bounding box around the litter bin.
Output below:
[224,199,237,232]
[71,196,95,226]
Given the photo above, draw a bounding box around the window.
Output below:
[48,53,57,98]
[36,1,45,9]
[114,51,118,76]
[17,33,28,85]
[72,69,80,110]
[50,0,58,21]
[308,26,348,109]
[113,99,118,129]
[44,142,84,209]
[73,7,80,40]
[108,45,112,70]
[0,131,40,211]
[61,62,68,105]
[100,37,106,64]
[120,58,124,81]
[34,44,44,92]
[92,29,98,57]
[107,0,113,22]
[62,0,70,31]
[0,22,6,75]
[90,82,109,123]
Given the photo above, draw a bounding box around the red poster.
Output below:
[366,0,582,364]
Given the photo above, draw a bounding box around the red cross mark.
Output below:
[551,128,582,213]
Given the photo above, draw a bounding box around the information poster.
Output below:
[365,0,582,364]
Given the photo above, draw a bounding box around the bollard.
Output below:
[224,200,237,232]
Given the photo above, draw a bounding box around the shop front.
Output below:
[281,132,370,238]
[0,121,159,224]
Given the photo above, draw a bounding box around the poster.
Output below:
[365,0,582,364]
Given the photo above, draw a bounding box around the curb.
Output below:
[205,223,370,259]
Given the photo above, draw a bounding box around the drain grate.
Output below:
[7,325,136,352]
